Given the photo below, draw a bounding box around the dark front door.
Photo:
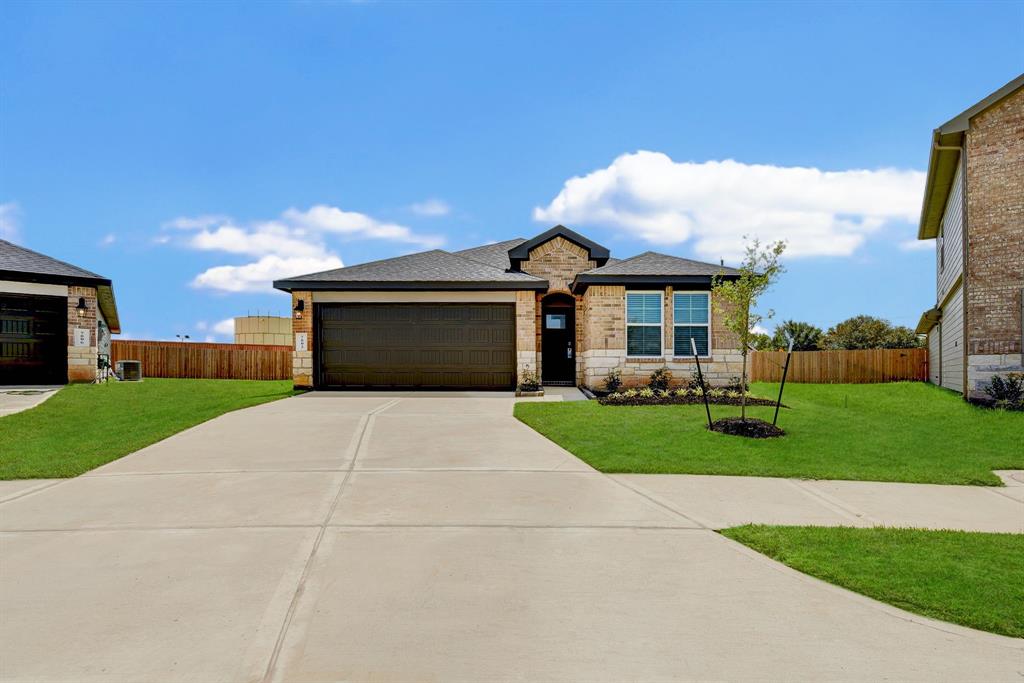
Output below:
[541,297,575,385]
[0,294,67,385]
[316,303,515,390]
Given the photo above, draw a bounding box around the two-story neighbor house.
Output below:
[915,74,1023,398]
[274,225,745,391]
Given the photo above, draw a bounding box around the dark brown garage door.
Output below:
[317,303,516,389]
[0,294,67,385]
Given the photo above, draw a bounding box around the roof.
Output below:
[0,239,121,333]
[273,248,547,292]
[453,238,526,270]
[273,226,739,294]
[918,73,1024,239]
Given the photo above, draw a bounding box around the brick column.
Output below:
[515,291,537,382]
[67,286,98,383]
[292,291,314,388]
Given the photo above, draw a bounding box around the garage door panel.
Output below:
[317,303,515,390]
[0,294,67,385]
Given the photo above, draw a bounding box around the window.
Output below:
[545,314,566,329]
[626,292,663,357]
[673,292,711,357]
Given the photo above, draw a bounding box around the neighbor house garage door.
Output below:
[0,294,67,385]
[317,303,515,389]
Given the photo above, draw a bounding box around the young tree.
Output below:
[712,238,786,421]
[771,320,823,351]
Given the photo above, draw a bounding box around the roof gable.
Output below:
[507,225,610,268]
[0,239,109,284]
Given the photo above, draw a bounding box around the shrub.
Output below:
[603,368,623,393]
[687,371,710,392]
[638,387,655,398]
[517,366,541,392]
[984,373,1024,410]
[724,376,748,394]
[648,367,672,391]
[622,389,638,398]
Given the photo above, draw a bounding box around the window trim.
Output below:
[625,290,664,358]
[672,290,712,358]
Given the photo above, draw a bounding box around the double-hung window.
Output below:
[673,292,711,357]
[626,292,663,357]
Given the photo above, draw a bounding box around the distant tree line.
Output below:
[750,315,922,351]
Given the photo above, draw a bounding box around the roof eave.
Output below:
[96,284,121,334]
[273,279,549,292]
[0,268,112,288]
[571,273,738,293]
[915,307,942,335]
[917,130,964,240]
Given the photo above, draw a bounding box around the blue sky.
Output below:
[1,1,1021,340]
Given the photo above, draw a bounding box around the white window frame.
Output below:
[625,290,664,358]
[673,290,712,358]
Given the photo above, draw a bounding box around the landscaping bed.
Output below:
[722,525,1024,638]
[0,379,300,479]
[710,417,784,438]
[600,388,779,408]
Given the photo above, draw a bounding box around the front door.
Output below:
[541,297,575,385]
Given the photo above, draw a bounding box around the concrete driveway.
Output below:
[1,394,1021,682]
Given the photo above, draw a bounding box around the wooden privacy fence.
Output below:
[750,348,928,384]
[110,340,292,381]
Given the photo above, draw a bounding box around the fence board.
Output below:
[110,340,292,381]
[750,348,928,384]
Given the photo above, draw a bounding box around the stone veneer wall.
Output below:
[965,87,1024,394]
[515,291,537,381]
[578,284,743,390]
[67,285,98,383]
[291,291,314,388]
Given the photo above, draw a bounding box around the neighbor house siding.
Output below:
[937,160,964,305]
[928,325,942,386]
[940,284,964,394]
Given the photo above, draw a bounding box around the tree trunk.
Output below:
[740,349,748,421]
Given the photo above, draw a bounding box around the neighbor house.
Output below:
[914,74,1023,398]
[273,225,744,390]
[1,239,120,384]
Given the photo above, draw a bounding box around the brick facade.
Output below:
[515,291,537,381]
[519,237,596,294]
[291,291,314,388]
[67,285,98,383]
[965,88,1024,393]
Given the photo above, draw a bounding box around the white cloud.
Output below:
[899,238,932,252]
[409,198,451,217]
[165,204,442,293]
[534,151,926,261]
[752,324,770,335]
[191,254,344,293]
[100,233,116,246]
[213,318,235,336]
[0,202,21,242]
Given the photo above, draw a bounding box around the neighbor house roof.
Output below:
[571,251,740,292]
[0,239,120,332]
[918,73,1024,239]
[273,248,548,291]
[273,227,738,294]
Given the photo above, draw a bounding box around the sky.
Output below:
[1,1,1021,341]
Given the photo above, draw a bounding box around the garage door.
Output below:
[317,303,515,389]
[0,294,67,385]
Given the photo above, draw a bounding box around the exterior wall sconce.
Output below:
[76,297,88,317]
[293,299,305,319]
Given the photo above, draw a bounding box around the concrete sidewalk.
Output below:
[1,393,1021,682]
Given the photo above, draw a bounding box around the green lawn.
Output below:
[722,525,1024,638]
[0,379,299,479]
[514,382,1024,485]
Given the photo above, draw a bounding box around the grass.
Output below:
[722,525,1024,638]
[514,382,1024,485]
[0,379,300,479]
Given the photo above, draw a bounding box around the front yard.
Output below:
[0,379,299,479]
[514,382,1024,485]
[722,525,1024,638]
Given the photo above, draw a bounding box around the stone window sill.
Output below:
[625,357,670,363]
[671,357,713,362]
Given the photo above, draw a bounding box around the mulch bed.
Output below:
[709,417,785,438]
[598,395,781,408]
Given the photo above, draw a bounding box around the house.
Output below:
[914,74,1023,398]
[1,239,121,384]
[273,225,744,391]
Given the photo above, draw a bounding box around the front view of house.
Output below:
[273,225,743,391]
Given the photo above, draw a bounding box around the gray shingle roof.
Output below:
[274,248,546,290]
[580,251,739,277]
[453,238,526,270]
[0,239,109,283]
